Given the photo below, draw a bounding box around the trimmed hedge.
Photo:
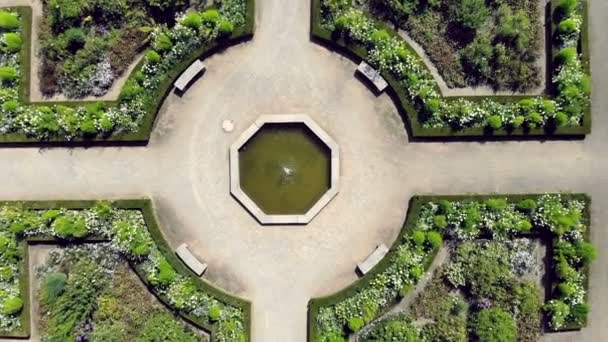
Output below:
[307,194,592,341]
[0,0,255,146]
[0,199,251,341]
[310,0,591,139]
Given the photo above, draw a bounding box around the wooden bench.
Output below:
[174,60,206,92]
[357,61,388,92]
[357,243,389,275]
[175,243,208,276]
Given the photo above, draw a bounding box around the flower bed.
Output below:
[0,200,251,341]
[0,0,254,144]
[308,194,594,341]
[311,0,590,138]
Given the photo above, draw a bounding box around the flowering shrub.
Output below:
[0,202,247,341]
[318,0,590,132]
[0,1,249,141]
[312,194,594,340]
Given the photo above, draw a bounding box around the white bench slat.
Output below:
[357,61,388,92]
[174,60,206,91]
[357,243,389,275]
[175,243,208,276]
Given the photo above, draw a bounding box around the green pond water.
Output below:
[239,123,331,215]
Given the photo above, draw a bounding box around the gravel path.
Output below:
[0,0,606,341]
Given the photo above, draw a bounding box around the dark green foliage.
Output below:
[364,317,422,341]
[496,5,532,51]
[48,0,88,29]
[514,282,542,341]
[137,312,198,342]
[202,9,220,25]
[41,272,68,306]
[452,242,511,299]
[45,259,107,340]
[557,0,577,16]
[449,0,489,30]
[461,35,492,77]
[472,308,517,342]
[63,28,87,52]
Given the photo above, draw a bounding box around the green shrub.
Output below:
[556,47,577,65]
[2,100,19,113]
[201,9,220,26]
[182,12,202,29]
[554,112,569,127]
[41,272,68,306]
[558,19,577,35]
[93,201,113,220]
[0,266,13,281]
[433,215,447,229]
[3,33,22,52]
[426,231,443,249]
[485,198,507,211]
[318,331,346,342]
[64,27,87,52]
[347,316,364,332]
[0,11,19,30]
[449,0,490,30]
[145,50,161,64]
[52,216,89,239]
[575,241,597,265]
[412,230,426,246]
[365,317,422,341]
[370,29,391,45]
[516,220,533,232]
[0,66,17,83]
[557,0,577,16]
[208,305,222,322]
[544,300,570,329]
[472,308,516,342]
[516,199,537,212]
[1,296,23,315]
[153,33,172,52]
[487,115,503,129]
[48,0,87,28]
[218,19,235,36]
[157,258,177,286]
[570,303,589,324]
[511,115,525,128]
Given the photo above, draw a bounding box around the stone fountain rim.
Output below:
[229,114,340,225]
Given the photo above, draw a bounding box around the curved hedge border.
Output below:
[0,0,255,146]
[310,0,591,139]
[307,194,592,341]
[0,199,251,341]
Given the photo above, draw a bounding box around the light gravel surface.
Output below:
[0,0,606,341]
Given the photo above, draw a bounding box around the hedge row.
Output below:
[0,200,251,341]
[310,0,591,139]
[0,0,255,145]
